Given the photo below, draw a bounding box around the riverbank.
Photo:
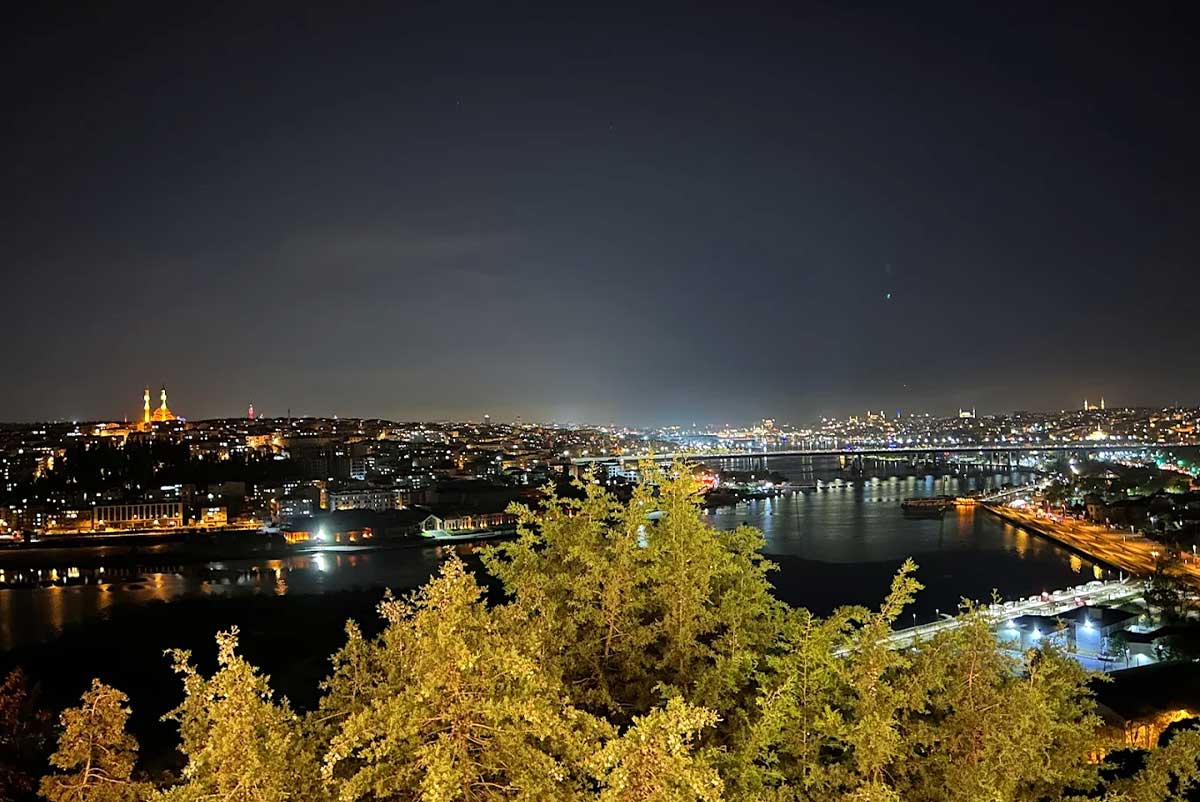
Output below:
[982,504,1200,586]
[0,530,511,584]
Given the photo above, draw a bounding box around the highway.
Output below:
[983,505,1200,588]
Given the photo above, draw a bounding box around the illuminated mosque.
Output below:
[140,385,179,429]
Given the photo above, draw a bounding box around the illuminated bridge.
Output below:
[562,442,1191,478]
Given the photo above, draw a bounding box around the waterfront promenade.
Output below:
[983,504,1200,587]
[880,578,1142,650]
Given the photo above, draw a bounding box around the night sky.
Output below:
[3,2,1198,425]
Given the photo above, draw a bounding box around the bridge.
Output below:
[976,483,1047,503]
[564,442,1191,477]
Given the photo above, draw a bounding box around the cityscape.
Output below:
[2,387,1198,541]
[5,3,1200,801]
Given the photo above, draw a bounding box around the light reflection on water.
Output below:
[0,547,458,651]
[704,464,1108,616]
[1,469,1106,651]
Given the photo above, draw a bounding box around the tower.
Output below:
[248,403,255,420]
[1101,397,1105,411]
[143,387,151,426]
[159,386,168,411]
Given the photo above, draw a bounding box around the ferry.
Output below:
[900,496,955,517]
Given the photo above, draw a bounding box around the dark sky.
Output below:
[3,2,1198,425]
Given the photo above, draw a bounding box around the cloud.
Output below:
[274,225,523,284]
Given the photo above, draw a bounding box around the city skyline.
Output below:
[0,383,1197,429]
[4,3,1199,422]
[4,381,1199,437]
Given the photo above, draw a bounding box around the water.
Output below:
[705,469,1105,620]
[0,469,1106,652]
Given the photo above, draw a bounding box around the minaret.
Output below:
[143,387,151,426]
[248,403,255,420]
[1084,398,1088,411]
[1101,397,1105,411]
[159,386,169,412]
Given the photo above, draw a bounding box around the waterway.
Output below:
[706,466,1106,622]
[0,467,1109,653]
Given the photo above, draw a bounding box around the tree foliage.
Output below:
[482,468,781,728]
[320,557,606,801]
[39,680,148,802]
[158,628,327,802]
[0,668,51,802]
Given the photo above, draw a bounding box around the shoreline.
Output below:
[0,530,511,581]
[981,504,1129,573]
[981,504,1200,587]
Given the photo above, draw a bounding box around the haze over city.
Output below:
[4,2,1199,424]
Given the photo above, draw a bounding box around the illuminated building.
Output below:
[327,487,407,512]
[197,506,228,527]
[139,385,179,430]
[278,496,315,519]
[93,502,184,531]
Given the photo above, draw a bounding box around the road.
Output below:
[984,505,1200,587]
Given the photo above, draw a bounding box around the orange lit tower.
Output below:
[151,386,177,423]
[139,385,179,430]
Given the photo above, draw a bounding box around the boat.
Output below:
[901,496,955,517]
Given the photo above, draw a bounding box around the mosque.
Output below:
[139,386,179,430]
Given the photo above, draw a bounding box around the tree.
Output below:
[39,680,148,802]
[720,562,923,802]
[1145,555,1188,623]
[1100,729,1200,801]
[0,668,52,802]
[159,628,328,802]
[1044,481,1072,510]
[895,611,1101,802]
[482,465,783,731]
[588,697,722,802]
[322,556,608,801]
[482,474,657,717]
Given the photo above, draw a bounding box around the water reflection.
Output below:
[1,468,1108,651]
[0,545,461,651]
[705,464,1106,617]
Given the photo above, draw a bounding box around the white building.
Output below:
[93,502,184,531]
